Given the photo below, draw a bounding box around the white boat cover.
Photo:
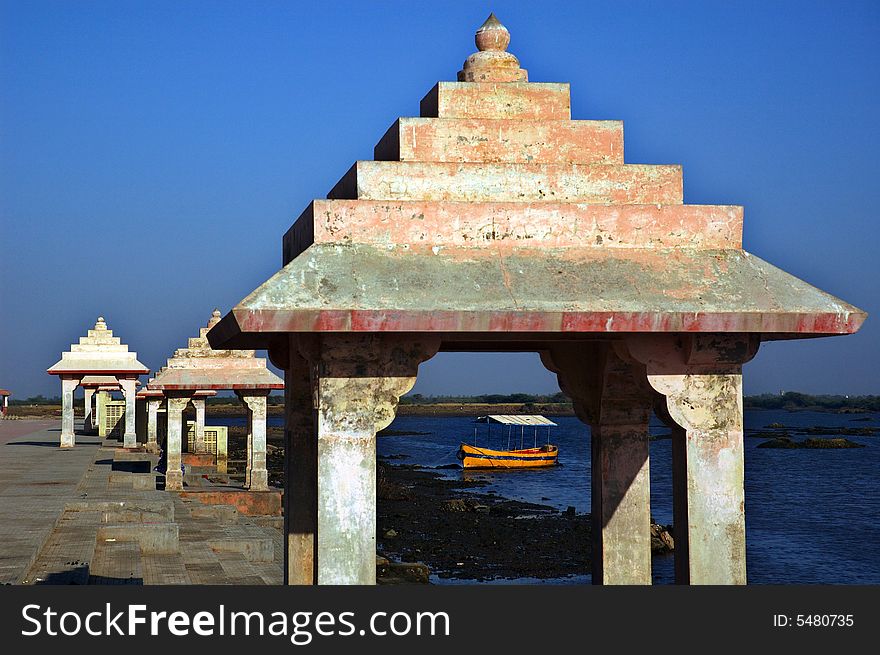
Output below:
[484,414,557,426]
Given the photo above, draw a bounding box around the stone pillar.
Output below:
[146,398,161,453]
[119,378,138,448]
[165,395,190,491]
[216,428,228,474]
[300,335,438,585]
[83,388,95,433]
[60,376,80,448]
[96,390,109,437]
[625,334,758,585]
[283,336,318,585]
[192,397,207,453]
[237,392,269,491]
[244,404,253,487]
[542,343,653,585]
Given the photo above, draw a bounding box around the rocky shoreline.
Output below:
[227,426,674,583]
[375,461,673,583]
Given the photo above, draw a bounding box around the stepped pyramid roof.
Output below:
[48,317,150,377]
[208,15,865,350]
[148,310,283,391]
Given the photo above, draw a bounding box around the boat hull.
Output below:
[458,443,558,469]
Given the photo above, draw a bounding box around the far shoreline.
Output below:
[6,401,878,420]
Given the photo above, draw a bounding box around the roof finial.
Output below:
[475,13,509,52]
[95,316,107,330]
[208,308,222,328]
[458,13,527,83]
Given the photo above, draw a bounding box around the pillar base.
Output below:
[123,432,138,449]
[249,469,269,492]
[60,434,75,448]
[165,470,183,491]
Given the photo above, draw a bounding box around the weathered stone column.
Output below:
[216,428,228,474]
[165,395,191,491]
[95,390,109,436]
[192,396,207,453]
[60,376,80,448]
[83,387,95,433]
[146,398,161,453]
[295,335,438,585]
[281,336,318,585]
[119,377,138,448]
[542,343,653,585]
[238,392,269,491]
[243,404,253,487]
[624,334,758,585]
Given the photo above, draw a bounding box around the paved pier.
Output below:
[0,420,100,583]
[0,419,281,585]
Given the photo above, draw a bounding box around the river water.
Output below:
[219,409,880,584]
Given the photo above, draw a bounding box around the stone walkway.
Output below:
[0,419,282,585]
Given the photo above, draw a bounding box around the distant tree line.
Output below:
[399,392,571,405]
[10,391,880,411]
[742,392,880,412]
[8,395,60,405]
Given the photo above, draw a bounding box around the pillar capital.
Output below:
[617,333,759,375]
[304,334,440,433]
[541,341,653,426]
[166,395,191,412]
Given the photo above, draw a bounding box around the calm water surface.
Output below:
[218,410,880,584]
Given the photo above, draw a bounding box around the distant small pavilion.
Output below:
[148,310,283,492]
[0,389,11,416]
[47,317,149,448]
[208,17,866,585]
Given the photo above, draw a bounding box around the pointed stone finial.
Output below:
[95,316,107,330]
[207,308,222,328]
[458,14,528,83]
[475,13,509,52]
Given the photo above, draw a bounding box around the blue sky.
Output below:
[1,0,878,398]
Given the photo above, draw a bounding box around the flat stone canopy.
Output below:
[47,317,149,377]
[207,31,866,350]
[148,310,283,392]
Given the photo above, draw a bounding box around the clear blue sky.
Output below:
[1,0,877,398]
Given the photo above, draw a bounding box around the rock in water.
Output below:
[377,560,430,585]
[650,523,674,553]
[758,437,799,449]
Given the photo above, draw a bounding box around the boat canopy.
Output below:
[482,415,557,426]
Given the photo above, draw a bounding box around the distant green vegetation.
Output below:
[9,395,60,405]
[399,392,570,405]
[742,392,880,412]
[10,391,880,412]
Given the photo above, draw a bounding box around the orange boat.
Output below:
[458,442,559,469]
[458,414,559,469]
